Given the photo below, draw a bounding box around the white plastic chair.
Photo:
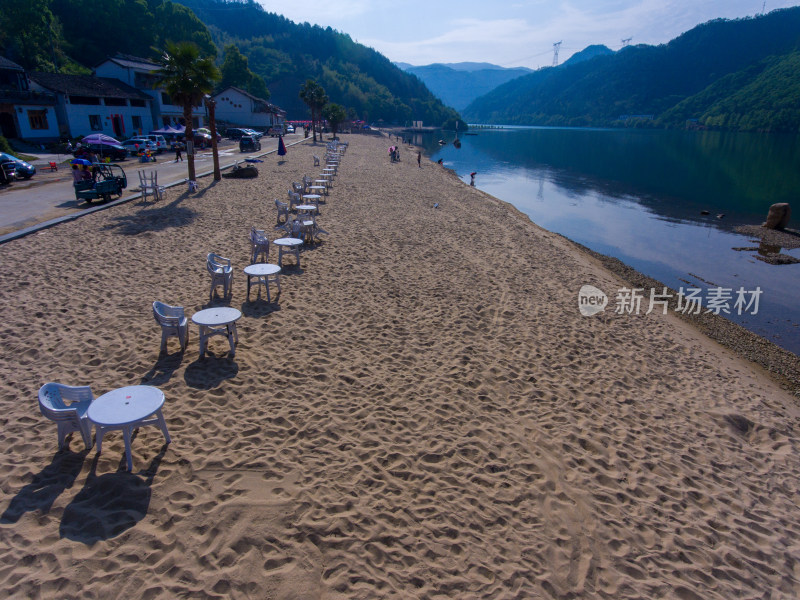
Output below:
[38,383,94,450]
[250,226,270,263]
[275,198,289,225]
[137,170,164,202]
[152,301,189,352]
[207,253,233,300]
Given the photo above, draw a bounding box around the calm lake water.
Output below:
[419,126,800,355]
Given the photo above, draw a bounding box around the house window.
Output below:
[89,115,102,131]
[105,97,127,107]
[132,115,142,131]
[130,99,145,107]
[161,92,173,106]
[28,110,48,130]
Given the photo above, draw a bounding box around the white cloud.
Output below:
[255,0,800,66]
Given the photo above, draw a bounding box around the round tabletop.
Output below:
[244,263,281,276]
[309,185,326,191]
[191,307,242,327]
[302,195,321,201]
[88,385,165,426]
[273,237,303,247]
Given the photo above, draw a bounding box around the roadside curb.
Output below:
[0,137,309,245]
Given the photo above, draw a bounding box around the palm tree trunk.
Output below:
[312,107,318,143]
[184,104,195,182]
[208,98,221,181]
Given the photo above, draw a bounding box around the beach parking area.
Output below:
[0,134,798,598]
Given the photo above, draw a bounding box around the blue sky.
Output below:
[256,0,800,67]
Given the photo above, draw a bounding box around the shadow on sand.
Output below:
[59,445,167,544]
[0,448,89,524]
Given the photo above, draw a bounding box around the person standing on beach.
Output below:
[470,171,477,186]
[417,151,421,168]
[174,140,183,162]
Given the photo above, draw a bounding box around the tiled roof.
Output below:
[215,86,286,115]
[101,53,161,72]
[0,56,24,71]
[29,72,152,100]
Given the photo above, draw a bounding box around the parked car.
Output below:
[193,132,212,148]
[226,127,248,140]
[75,142,128,162]
[266,127,284,137]
[143,134,168,154]
[243,128,263,139]
[0,152,36,179]
[285,124,295,134]
[121,138,157,156]
[0,157,17,184]
[239,136,261,152]
[196,127,221,142]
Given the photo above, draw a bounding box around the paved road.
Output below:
[0,133,304,236]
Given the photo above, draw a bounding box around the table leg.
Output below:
[123,425,133,471]
[156,409,171,443]
[199,325,208,357]
[265,276,271,303]
[226,323,237,356]
[246,274,251,301]
[96,427,105,453]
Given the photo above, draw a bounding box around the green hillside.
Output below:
[463,7,800,132]
[172,0,460,126]
[0,0,462,127]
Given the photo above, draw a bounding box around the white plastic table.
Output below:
[244,263,281,302]
[309,184,327,196]
[88,385,171,471]
[273,237,303,268]
[191,307,242,357]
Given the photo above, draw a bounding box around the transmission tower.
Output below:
[552,41,562,67]
[621,37,632,47]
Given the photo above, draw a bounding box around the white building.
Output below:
[94,54,206,131]
[0,57,60,141]
[212,86,285,130]
[28,72,153,140]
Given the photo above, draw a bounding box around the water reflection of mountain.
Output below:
[428,127,800,227]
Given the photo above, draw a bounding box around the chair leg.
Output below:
[56,422,70,450]
[79,418,93,449]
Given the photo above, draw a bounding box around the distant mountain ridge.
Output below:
[397,62,533,111]
[463,8,800,132]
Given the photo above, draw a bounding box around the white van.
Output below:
[143,134,168,154]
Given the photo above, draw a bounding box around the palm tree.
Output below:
[299,80,328,143]
[322,103,347,140]
[154,41,220,183]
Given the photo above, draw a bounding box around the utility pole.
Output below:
[552,41,562,67]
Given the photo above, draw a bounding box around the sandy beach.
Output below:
[1,133,798,599]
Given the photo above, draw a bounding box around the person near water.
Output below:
[417,151,421,168]
[470,172,477,186]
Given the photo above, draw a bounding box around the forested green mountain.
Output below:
[397,63,533,111]
[172,0,460,126]
[463,7,800,132]
[0,0,461,127]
